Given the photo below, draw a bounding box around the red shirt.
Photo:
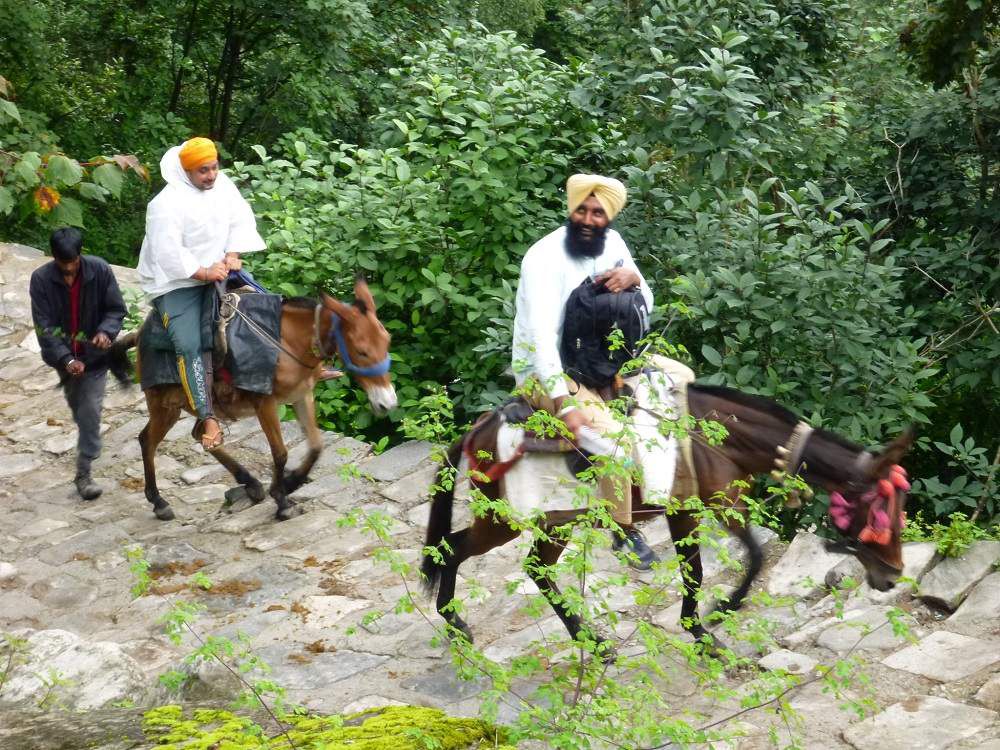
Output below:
[68,272,83,356]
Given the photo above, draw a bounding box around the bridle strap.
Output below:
[315,303,392,377]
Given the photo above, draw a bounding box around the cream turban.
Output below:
[179,137,218,171]
[566,174,627,221]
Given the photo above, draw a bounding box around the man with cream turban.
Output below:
[137,137,266,450]
[511,173,659,568]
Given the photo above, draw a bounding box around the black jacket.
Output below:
[29,255,127,372]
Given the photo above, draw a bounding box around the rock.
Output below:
[37,524,133,566]
[882,630,1000,682]
[0,629,147,710]
[314,436,369,471]
[976,673,1000,711]
[482,617,564,662]
[14,517,70,540]
[18,330,40,352]
[859,542,938,604]
[919,541,1000,611]
[341,695,406,713]
[175,483,229,505]
[825,556,866,590]
[295,595,372,629]
[766,532,847,598]
[180,463,227,485]
[702,525,778,579]
[401,663,489,703]
[163,415,197,442]
[361,440,433,482]
[294,472,373,504]
[758,648,818,675]
[0,453,43,477]
[815,605,917,654]
[0,561,16,580]
[946,571,1000,637]
[842,695,997,750]
[242,509,341,552]
[378,461,440,509]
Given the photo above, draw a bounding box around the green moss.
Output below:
[142,704,512,749]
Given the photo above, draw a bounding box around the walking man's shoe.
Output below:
[612,527,658,570]
[75,474,103,501]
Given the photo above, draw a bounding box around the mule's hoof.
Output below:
[275,504,303,521]
[153,504,175,521]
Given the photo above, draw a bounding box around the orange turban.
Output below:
[566,174,627,220]
[179,137,218,171]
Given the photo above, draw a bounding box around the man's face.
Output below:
[187,160,220,190]
[570,195,610,240]
[56,257,81,286]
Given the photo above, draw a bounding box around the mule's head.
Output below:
[825,431,913,591]
[321,277,397,415]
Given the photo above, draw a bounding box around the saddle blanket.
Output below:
[139,291,283,395]
[494,363,693,518]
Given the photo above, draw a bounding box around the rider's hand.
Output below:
[66,359,85,377]
[204,261,228,282]
[560,407,590,439]
[91,332,112,350]
[224,253,242,271]
[594,267,641,293]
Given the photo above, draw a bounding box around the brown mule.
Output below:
[112,278,396,521]
[421,383,911,647]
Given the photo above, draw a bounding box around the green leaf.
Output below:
[46,155,84,187]
[0,98,20,123]
[709,152,726,181]
[701,344,722,367]
[949,424,963,446]
[92,163,124,198]
[78,182,108,203]
[0,185,13,214]
[52,196,84,227]
[13,153,41,186]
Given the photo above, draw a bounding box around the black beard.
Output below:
[564,219,608,259]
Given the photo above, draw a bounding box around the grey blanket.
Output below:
[139,292,283,395]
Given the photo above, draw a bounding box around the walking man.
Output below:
[512,173,660,568]
[29,227,127,500]
[136,137,266,450]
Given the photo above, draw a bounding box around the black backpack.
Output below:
[559,276,650,389]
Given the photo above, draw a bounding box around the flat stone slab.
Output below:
[378,461,440,509]
[14,517,70,540]
[919,541,1000,611]
[842,695,997,750]
[946,572,1000,636]
[0,453,43,477]
[766,532,847,598]
[242,509,342,552]
[361,440,433,482]
[180,463,228,485]
[816,605,916,654]
[758,648,818,675]
[977,674,1000,711]
[703,524,778,578]
[882,630,1000,682]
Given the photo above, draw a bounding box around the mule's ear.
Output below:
[321,291,355,320]
[869,428,914,478]
[353,275,377,314]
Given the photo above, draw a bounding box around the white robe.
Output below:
[511,225,654,400]
[137,146,266,300]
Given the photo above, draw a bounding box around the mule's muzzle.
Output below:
[366,384,398,415]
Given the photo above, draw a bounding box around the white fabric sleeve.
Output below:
[519,252,570,400]
[618,239,654,311]
[224,182,266,254]
[146,205,201,281]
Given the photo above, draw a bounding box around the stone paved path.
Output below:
[1,243,998,749]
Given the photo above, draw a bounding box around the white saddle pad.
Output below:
[497,367,682,518]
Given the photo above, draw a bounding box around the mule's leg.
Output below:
[714,520,762,615]
[665,510,713,643]
[524,538,589,641]
[435,516,520,642]
[207,446,266,504]
[139,399,181,521]
[281,393,323,495]
[254,396,295,520]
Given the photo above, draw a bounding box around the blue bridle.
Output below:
[323,307,392,377]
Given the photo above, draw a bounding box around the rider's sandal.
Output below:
[196,417,225,451]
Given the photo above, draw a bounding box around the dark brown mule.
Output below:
[421,384,911,646]
[112,278,395,521]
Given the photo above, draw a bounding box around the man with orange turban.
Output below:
[511,173,662,567]
[137,138,266,450]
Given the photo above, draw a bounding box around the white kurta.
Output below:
[137,146,266,300]
[511,225,654,399]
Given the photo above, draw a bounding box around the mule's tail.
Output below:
[108,330,139,387]
[420,439,464,596]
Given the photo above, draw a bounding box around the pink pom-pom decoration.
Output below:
[872,509,890,530]
[830,491,850,508]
